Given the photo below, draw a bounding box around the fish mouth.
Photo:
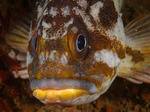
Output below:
[30,79,98,93]
[30,76,103,106]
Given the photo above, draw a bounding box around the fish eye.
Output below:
[69,30,88,60]
[76,34,86,52]
[32,31,38,52]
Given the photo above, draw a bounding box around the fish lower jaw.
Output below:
[33,88,89,106]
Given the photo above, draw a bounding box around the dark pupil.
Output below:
[35,37,37,50]
[77,35,85,50]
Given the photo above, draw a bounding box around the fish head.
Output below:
[27,0,126,106]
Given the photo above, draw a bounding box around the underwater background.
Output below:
[0,0,150,112]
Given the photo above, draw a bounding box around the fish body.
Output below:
[6,0,150,106]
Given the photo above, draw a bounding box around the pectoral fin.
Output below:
[118,15,150,84]
[6,16,31,53]
[6,16,31,79]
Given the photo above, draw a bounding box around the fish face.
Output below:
[27,0,126,106]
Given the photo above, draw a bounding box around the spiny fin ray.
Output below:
[6,16,31,53]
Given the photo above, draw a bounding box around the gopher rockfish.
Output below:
[6,0,150,106]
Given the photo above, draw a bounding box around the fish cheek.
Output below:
[86,62,114,77]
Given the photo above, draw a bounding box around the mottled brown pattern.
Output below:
[43,14,72,34]
[115,40,126,59]
[40,61,59,79]
[65,29,126,77]
[86,0,104,27]
[99,0,118,29]
[89,32,112,51]
[32,0,48,30]
[70,16,88,32]
[87,62,113,77]
[88,31,125,60]
[46,0,80,9]
[44,39,65,51]
[126,46,144,63]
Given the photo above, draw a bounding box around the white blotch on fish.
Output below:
[73,7,95,31]
[90,1,103,23]
[49,7,58,18]
[75,0,88,9]
[42,21,52,39]
[27,51,33,66]
[61,6,70,17]
[61,53,68,65]
[94,49,121,68]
